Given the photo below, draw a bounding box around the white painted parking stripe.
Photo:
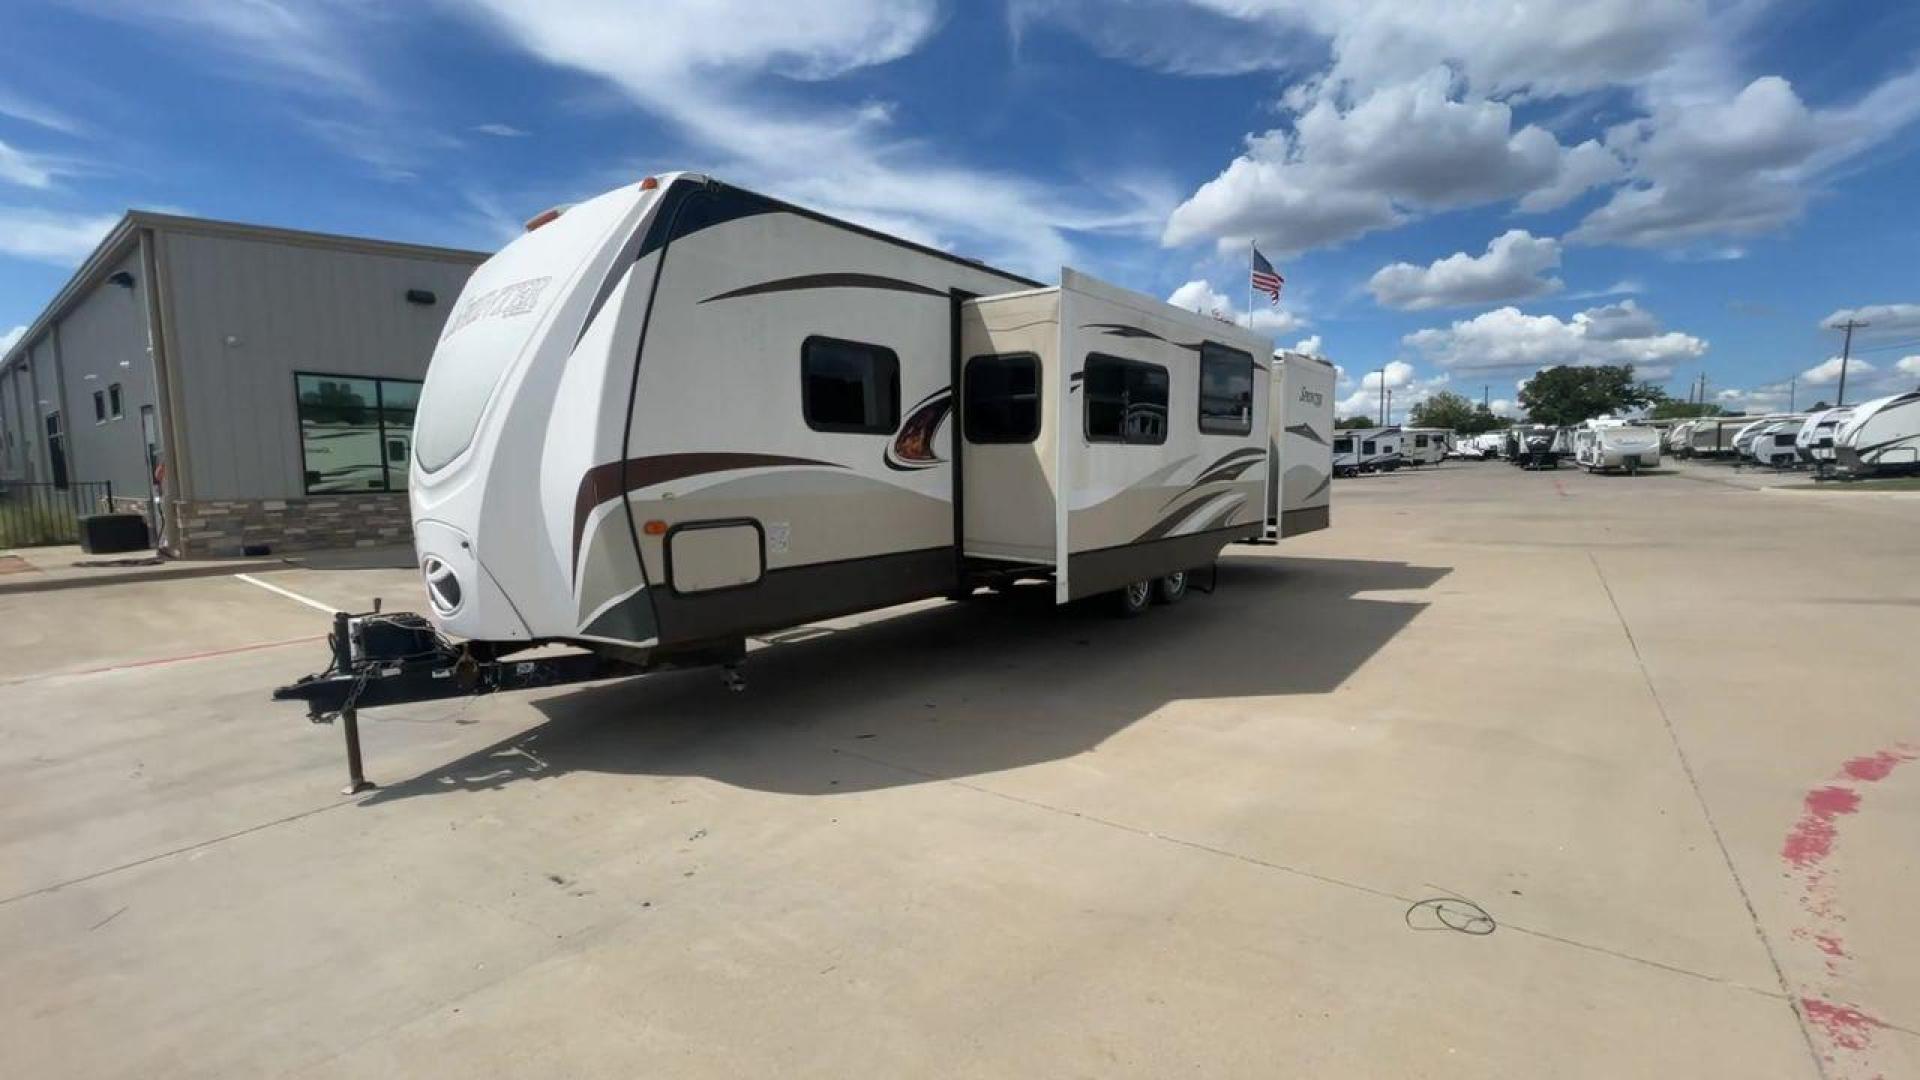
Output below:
[234,573,338,615]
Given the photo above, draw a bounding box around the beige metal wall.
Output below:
[157,229,481,501]
[49,250,157,503]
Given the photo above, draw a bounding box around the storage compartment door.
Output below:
[666,520,765,594]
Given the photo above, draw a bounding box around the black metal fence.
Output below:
[0,481,114,548]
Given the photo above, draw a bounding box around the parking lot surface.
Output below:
[2,462,1915,1078]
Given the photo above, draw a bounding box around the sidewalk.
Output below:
[0,543,415,597]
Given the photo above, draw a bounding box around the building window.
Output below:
[108,383,123,419]
[93,390,107,423]
[964,353,1041,444]
[1085,353,1168,445]
[802,336,899,434]
[295,373,424,493]
[1197,343,1253,435]
[45,411,69,489]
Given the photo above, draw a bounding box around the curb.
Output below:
[0,558,291,597]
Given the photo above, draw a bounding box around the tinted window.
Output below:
[803,337,899,434]
[93,390,107,423]
[1333,437,1352,453]
[965,353,1040,444]
[296,373,423,494]
[108,383,123,419]
[1414,434,1429,447]
[1362,441,1376,454]
[1085,354,1168,445]
[1198,343,1253,435]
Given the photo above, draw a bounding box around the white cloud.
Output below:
[80,0,389,104]
[1488,398,1516,417]
[1165,69,1604,253]
[1822,303,1920,339]
[1578,299,1661,341]
[1039,3,1920,256]
[1898,356,1920,379]
[0,139,60,189]
[435,0,1167,277]
[1800,356,1872,385]
[0,87,84,135]
[1166,279,1304,336]
[1,325,24,355]
[472,122,529,137]
[1293,335,1323,355]
[1403,302,1706,376]
[1368,229,1562,311]
[1573,71,1920,248]
[0,207,120,264]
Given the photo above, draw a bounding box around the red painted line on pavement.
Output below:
[1781,741,1918,1076]
[1553,478,1569,497]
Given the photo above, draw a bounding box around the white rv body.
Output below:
[1400,427,1451,466]
[1746,417,1809,467]
[1834,392,1920,475]
[1343,427,1402,472]
[1572,420,1662,473]
[408,174,1299,654]
[1267,351,1335,537]
[1795,406,1855,464]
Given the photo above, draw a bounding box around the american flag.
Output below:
[1251,247,1284,304]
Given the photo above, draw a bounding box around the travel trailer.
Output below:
[1665,420,1699,458]
[1688,417,1752,457]
[1332,427,1402,474]
[1834,391,1920,476]
[1795,406,1855,465]
[384,170,1345,678]
[1572,420,1662,474]
[1269,352,1336,536]
[1744,416,1809,468]
[1400,427,1451,466]
[1511,424,1561,469]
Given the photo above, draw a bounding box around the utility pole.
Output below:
[1832,318,1868,406]
[1788,375,1796,412]
[1482,385,1489,409]
[1376,369,1386,427]
[1386,389,1394,426]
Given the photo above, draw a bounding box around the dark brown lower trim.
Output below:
[649,545,956,645]
[1281,504,1330,536]
[1065,524,1256,600]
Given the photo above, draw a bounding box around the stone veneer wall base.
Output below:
[170,494,412,557]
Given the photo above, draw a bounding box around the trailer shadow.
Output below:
[360,555,1449,803]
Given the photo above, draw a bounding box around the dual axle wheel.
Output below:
[1114,570,1190,617]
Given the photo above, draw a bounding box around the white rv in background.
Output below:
[1572,420,1662,474]
[1688,417,1753,457]
[1744,416,1809,467]
[1332,427,1402,473]
[1400,427,1451,466]
[1665,420,1699,457]
[1833,391,1920,476]
[1795,406,1855,464]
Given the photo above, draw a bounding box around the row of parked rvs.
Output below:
[1329,427,1452,476]
[1662,396,1920,475]
[1454,419,1663,473]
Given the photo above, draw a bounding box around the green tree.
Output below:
[1407,390,1509,434]
[1648,400,1724,420]
[1518,364,1667,426]
[1336,415,1376,429]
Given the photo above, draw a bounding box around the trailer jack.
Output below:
[273,608,743,793]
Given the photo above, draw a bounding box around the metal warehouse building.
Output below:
[0,212,485,556]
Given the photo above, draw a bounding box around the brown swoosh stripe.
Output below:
[700,273,945,304]
[572,453,844,575]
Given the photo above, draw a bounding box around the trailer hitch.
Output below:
[274,609,746,794]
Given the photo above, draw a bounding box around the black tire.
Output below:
[1153,570,1189,605]
[1114,579,1153,618]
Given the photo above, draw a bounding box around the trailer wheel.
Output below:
[1153,571,1188,605]
[1114,580,1153,618]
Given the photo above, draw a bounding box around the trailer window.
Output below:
[1197,343,1253,435]
[802,337,899,435]
[965,353,1040,444]
[1333,437,1352,453]
[296,373,424,493]
[1085,354,1168,445]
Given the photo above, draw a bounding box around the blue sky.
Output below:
[4,0,1919,418]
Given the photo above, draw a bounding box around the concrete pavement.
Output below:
[1,461,1914,1078]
